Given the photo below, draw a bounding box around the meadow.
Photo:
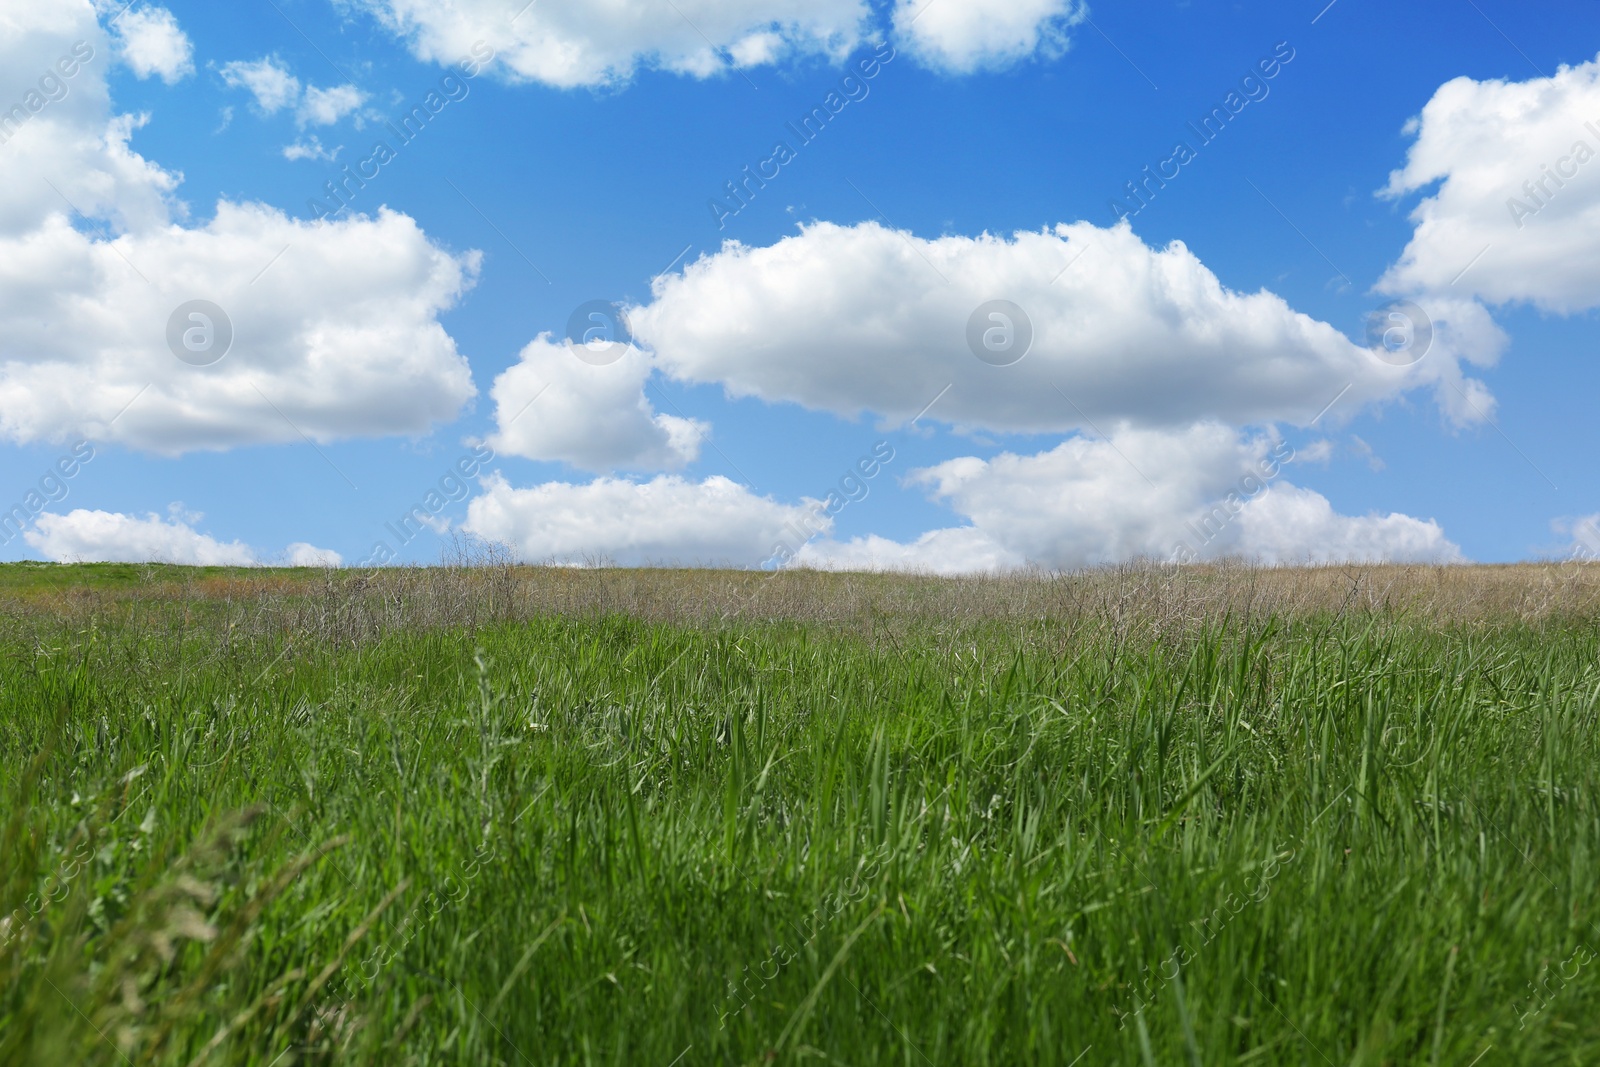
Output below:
[1,559,1597,1065]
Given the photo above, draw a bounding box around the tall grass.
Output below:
[1,565,1597,1064]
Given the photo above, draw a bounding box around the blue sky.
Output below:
[2,0,1598,570]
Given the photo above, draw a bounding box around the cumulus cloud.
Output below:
[282,135,340,162]
[0,205,480,454]
[1379,54,1600,314]
[796,426,1461,572]
[796,526,1025,575]
[630,220,1486,435]
[350,0,870,88]
[0,3,482,455]
[23,505,341,566]
[220,56,364,128]
[462,427,1461,574]
[1234,487,1461,565]
[0,23,176,236]
[357,0,1096,84]
[283,541,344,567]
[890,0,1084,74]
[219,56,300,113]
[481,216,1478,575]
[484,337,706,472]
[463,473,822,567]
[113,6,193,84]
[297,83,367,126]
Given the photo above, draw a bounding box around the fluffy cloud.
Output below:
[630,221,1485,435]
[0,205,480,454]
[282,135,339,162]
[461,426,1461,574]
[298,83,367,126]
[23,506,342,566]
[113,6,193,84]
[1233,487,1461,565]
[0,19,174,236]
[796,425,1461,572]
[890,0,1084,74]
[0,3,481,454]
[1380,54,1600,313]
[796,526,1025,575]
[351,0,871,88]
[283,541,344,567]
[219,56,300,113]
[220,56,364,128]
[488,215,1479,575]
[463,473,822,567]
[358,0,1092,84]
[485,337,706,472]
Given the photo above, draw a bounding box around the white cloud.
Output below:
[298,83,367,126]
[27,507,253,564]
[796,526,1026,575]
[219,55,300,113]
[484,337,705,472]
[219,57,365,128]
[351,0,871,88]
[890,0,1084,74]
[728,30,783,68]
[1553,513,1600,561]
[282,135,340,162]
[463,425,1462,575]
[0,22,176,236]
[114,6,193,84]
[1298,438,1335,464]
[1380,54,1600,314]
[357,0,1096,84]
[1233,485,1461,566]
[22,506,341,566]
[0,4,482,455]
[907,424,1279,566]
[0,204,480,454]
[630,221,1488,435]
[463,473,823,567]
[283,541,344,567]
[796,425,1461,572]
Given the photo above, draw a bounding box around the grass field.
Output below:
[2,561,1598,1065]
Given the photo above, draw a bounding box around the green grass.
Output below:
[2,566,1598,1065]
